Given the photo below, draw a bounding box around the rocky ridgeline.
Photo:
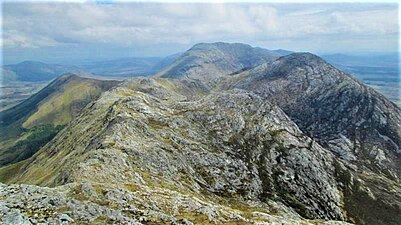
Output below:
[1,43,401,225]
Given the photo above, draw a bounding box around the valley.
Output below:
[322,53,400,106]
[0,81,49,111]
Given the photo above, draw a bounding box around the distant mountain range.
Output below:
[80,53,181,77]
[1,42,400,225]
[2,47,398,85]
[321,53,399,68]
[1,54,182,82]
[0,46,300,83]
[2,61,78,82]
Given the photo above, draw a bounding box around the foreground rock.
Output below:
[0,182,352,225]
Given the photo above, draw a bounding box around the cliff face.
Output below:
[1,44,401,225]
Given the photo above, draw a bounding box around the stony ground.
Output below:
[1,182,353,225]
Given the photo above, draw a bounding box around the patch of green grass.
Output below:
[0,124,64,167]
[0,159,25,183]
[22,79,103,128]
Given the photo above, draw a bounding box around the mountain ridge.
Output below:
[1,42,400,225]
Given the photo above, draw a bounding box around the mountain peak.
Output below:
[190,42,253,50]
[157,42,280,80]
[17,60,47,66]
[56,73,80,81]
[277,52,328,65]
[236,50,401,185]
[236,52,338,84]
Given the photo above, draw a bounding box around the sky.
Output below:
[1,1,399,64]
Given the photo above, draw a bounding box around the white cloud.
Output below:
[1,2,398,55]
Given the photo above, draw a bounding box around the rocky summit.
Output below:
[1,43,400,225]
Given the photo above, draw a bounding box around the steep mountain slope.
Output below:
[156,42,280,81]
[149,52,183,74]
[235,53,401,177]
[321,53,400,106]
[1,78,352,224]
[0,74,120,166]
[233,53,401,225]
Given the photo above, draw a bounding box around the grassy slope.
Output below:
[23,76,112,127]
[0,74,120,167]
[0,125,64,166]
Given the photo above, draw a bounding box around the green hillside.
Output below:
[0,74,120,166]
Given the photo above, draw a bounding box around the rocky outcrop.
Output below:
[1,181,354,225]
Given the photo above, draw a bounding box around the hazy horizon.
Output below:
[3,44,400,66]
